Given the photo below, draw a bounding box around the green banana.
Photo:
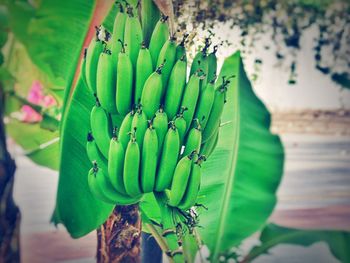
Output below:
[96,48,117,113]
[168,151,196,207]
[88,164,115,204]
[207,45,218,84]
[124,6,143,71]
[183,120,202,157]
[180,73,201,131]
[118,110,135,149]
[90,101,112,159]
[110,5,127,61]
[164,56,187,120]
[156,37,177,91]
[140,65,164,119]
[175,34,188,61]
[141,122,158,193]
[155,122,180,191]
[149,15,169,68]
[131,106,148,149]
[190,38,210,90]
[116,40,133,116]
[141,0,160,45]
[108,129,127,195]
[135,43,153,104]
[94,162,142,204]
[202,76,231,142]
[123,132,142,196]
[194,78,216,129]
[86,132,108,171]
[173,107,187,146]
[200,127,219,158]
[152,107,168,153]
[178,156,204,210]
[85,27,104,94]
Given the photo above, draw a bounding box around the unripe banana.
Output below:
[194,79,216,129]
[180,73,201,131]
[135,43,153,104]
[96,49,117,113]
[155,122,180,191]
[207,45,218,84]
[131,107,148,149]
[140,65,164,119]
[149,15,169,68]
[200,127,219,158]
[190,38,210,89]
[123,132,142,196]
[202,77,231,142]
[141,123,158,193]
[124,6,143,72]
[119,110,135,149]
[88,164,115,204]
[94,162,142,204]
[90,102,112,159]
[156,37,177,91]
[110,6,127,61]
[116,40,133,116]
[183,120,202,157]
[108,129,127,195]
[173,107,187,146]
[141,0,160,45]
[86,132,108,171]
[178,156,204,210]
[86,28,104,94]
[168,151,196,207]
[152,107,168,153]
[164,56,187,120]
[175,34,188,62]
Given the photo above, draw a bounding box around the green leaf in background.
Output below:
[245,223,350,263]
[4,0,95,88]
[198,51,284,261]
[53,72,114,238]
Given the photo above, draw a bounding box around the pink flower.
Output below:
[21,105,43,122]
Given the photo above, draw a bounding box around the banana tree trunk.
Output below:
[96,204,141,263]
[0,86,21,262]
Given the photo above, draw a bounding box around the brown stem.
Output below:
[96,204,141,263]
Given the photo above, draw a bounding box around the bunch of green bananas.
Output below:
[83,4,231,210]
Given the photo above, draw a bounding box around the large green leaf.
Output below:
[198,51,284,261]
[53,73,114,238]
[245,224,350,263]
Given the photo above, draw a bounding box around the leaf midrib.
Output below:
[211,56,241,261]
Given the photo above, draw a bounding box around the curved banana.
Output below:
[140,65,164,119]
[135,43,153,104]
[87,164,115,204]
[175,33,188,61]
[183,120,202,157]
[85,28,104,95]
[152,107,168,153]
[94,163,142,204]
[178,156,204,210]
[86,132,108,171]
[155,122,180,191]
[202,76,231,142]
[156,37,177,91]
[173,107,187,146]
[131,106,148,149]
[124,6,143,72]
[180,73,201,131]
[164,56,187,120]
[96,49,117,113]
[90,102,112,159]
[194,79,216,129]
[123,132,142,196]
[149,15,169,68]
[110,5,127,62]
[200,127,219,158]
[207,45,218,84]
[168,151,196,207]
[190,38,210,90]
[141,123,158,193]
[119,110,135,149]
[116,40,133,116]
[108,129,127,195]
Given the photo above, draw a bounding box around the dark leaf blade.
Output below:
[53,74,114,238]
[198,51,284,260]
